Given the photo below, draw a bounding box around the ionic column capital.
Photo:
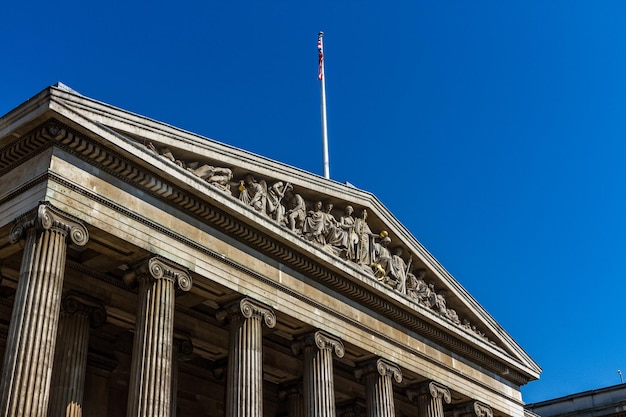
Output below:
[124,256,192,291]
[217,297,276,328]
[292,330,345,358]
[428,381,451,403]
[452,401,493,417]
[174,335,194,356]
[61,291,107,327]
[473,402,493,417]
[407,381,451,404]
[9,202,89,246]
[354,358,402,383]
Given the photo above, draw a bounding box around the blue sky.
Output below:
[3,0,626,404]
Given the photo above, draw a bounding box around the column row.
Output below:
[0,203,496,417]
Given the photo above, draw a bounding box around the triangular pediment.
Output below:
[0,83,541,385]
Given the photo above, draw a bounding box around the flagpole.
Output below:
[318,31,330,179]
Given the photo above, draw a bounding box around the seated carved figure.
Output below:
[446,308,461,324]
[371,236,394,280]
[239,174,267,213]
[389,247,408,293]
[266,181,291,224]
[322,203,349,250]
[284,190,306,233]
[302,201,326,245]
[406,269,431,306]
[433,290,448,315]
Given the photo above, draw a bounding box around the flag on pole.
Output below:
[318,32,324,80]
[318,31,330,179]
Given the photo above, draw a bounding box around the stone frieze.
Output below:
[147,141,495,347]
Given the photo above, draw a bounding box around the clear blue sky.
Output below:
[3,0,626,404]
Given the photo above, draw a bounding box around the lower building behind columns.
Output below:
[0,85,540,417]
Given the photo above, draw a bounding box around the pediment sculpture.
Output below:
[147,142,495,346]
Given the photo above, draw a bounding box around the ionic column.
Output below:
[218,297,276,417]
[48,293,107,417]
[408,381,451,417]
[293,330,345,417]
[125,257,192,417]
[355,358,402,417]
[0,203,89,417]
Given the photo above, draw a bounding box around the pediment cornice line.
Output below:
[45,93,538,370]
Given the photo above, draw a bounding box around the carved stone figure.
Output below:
[433,289,448,315]
[406,268,418,297]
[407,269,432,306]
[322,203,349,250]
[353,209,375,266]
[340,206,359,260]
[389,247,408,294]
[446,308,461,324]
[472,325,486,339]
[462,319,472,330]
[239,174,267,213]
[266,181,291,224]
[148,143,185,167]
[187,162,233,194]
[302,201,327,245]
[285,190,306,233]
[147,142,234,194]
[371,236,393,280]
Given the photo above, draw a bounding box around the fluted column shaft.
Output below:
[0,203,88,417]
[280,381,304,417]
[48,294,106,417]
[221,298,276,417]
[356,359,402,417]
[287,389,305,417]
[410,381,451,417]
[49,312,89,417]
[126,257,192,417]
[297,330,344,417]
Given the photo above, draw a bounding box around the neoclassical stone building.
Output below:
[0,83,540,417]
